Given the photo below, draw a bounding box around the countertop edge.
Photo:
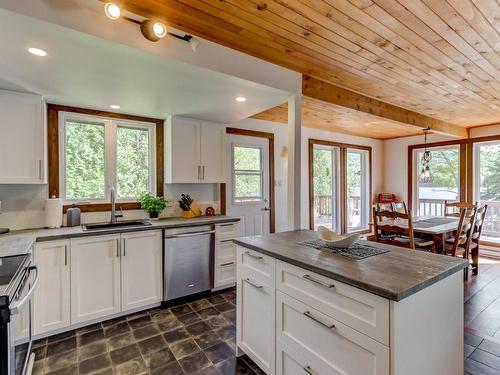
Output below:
[233,238,468,302]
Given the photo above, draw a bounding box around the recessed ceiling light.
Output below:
[28,48,47,57]
[110,104,120,110]
[104,2,121,20]
[140,20,167,42]
[153,22,167,38]
[235,97,247,102]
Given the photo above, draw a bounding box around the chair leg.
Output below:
[472,246,479,276]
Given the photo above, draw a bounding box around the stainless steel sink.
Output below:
[83,220,152,231]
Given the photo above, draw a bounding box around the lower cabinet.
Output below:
[121,231,163,311]
[214,223,239,289]
[33,230,163,335]
[33,240,71,335]
[70,235,121,324]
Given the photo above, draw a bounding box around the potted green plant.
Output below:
[138,192,167,220]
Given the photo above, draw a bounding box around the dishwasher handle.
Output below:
[165,230,215,239]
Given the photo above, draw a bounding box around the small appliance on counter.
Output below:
[66,204,81,227]
[178,194,202,218]
[0,253,39,375]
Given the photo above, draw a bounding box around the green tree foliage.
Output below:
[418,149,459,190]
[313,149,333,196]
[65,121,105,200]
[117,127,149,198]
[479,144,500,201]
[233,146,262,199]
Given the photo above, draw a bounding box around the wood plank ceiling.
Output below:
[119,0,500,135]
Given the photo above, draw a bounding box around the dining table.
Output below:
[411,215,459,252]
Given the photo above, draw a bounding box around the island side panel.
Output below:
[390,271,463,375]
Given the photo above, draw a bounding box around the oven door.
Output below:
[8,265,39,375]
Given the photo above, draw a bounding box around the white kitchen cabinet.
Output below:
[70,235,121,324]
[33,240,71,335]
[121,231,162,311]
[165,116,225,183]
[237,246,276,375]
[214,223,239,289]
[0,90,46,184]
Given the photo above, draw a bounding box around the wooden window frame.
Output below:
[47,104,164,213]
[224,127,276,233]
[308,139,373,234]
[408,134,500,248]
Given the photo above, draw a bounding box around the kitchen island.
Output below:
[234,230,468,375]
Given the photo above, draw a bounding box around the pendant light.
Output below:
[419,128,433,183]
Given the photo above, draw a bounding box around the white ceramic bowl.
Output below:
[317,226,360,248]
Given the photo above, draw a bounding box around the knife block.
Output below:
[181,201,202,218]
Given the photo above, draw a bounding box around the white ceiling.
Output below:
[0,8,290,123]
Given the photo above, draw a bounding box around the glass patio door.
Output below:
[346,148,370,232]
[474,141,500,245]
[312,145,341,232]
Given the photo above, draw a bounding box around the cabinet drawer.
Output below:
[237,246,275,286]
[215,223,238,241]
[216,240,236,260]
[277,341,331,375]
[277,291,389,375]
[276,261,389,345]
[215,261,236,287]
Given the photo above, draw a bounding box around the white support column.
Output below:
[287,94,302,230]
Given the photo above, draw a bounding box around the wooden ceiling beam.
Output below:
[302,75,468,139]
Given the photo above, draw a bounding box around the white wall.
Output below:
[382,124,500,204]
[228,119,385,231]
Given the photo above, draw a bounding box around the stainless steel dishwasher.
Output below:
[163,225,215,301]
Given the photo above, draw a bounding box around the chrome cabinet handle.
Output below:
[303,274,335,289]
[116,239,120,258]
[165,230,215,239]
[197,165,201,180]
[219,239,234,243]
[244,278,263,289]
[303,366,314,375]
[123,239,126,257]
[245,251,263,260]
[38,160,42,180]
[303,311,335,329]
[64,245,68,266]
[202,165,205,180]
[220,261,234,267]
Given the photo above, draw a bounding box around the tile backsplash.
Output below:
[0,183,220,230]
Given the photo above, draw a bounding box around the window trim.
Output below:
[47,104,164,213]
[308,139,373,234]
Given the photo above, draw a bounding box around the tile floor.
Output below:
[31,289,263,375]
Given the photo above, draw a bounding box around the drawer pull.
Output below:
[244,278,263,289]
[303,311,335,329]
[303,366,314,375]
[245,251,263,260]
[220,262,234,267]
[303,274,335,289]
[219,239,234,243]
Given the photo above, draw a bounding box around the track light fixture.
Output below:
[104,2,121,20]
[140,20,167,42]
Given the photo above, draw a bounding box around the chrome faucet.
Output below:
[110,187,123,224]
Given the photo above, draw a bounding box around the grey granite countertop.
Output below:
[0,216,239,257]
[233,230,468,301]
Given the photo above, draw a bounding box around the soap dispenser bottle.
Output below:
[66,204,81,227]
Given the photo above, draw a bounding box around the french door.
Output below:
[310,140,371,234]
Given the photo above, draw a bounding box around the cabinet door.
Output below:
[70,235,121,324]
[237,270,275,375]
[33,240,71,335]
[0,90,46,184]
[200,122,225,183]
[215,241,236,288]
[121,231,162,311]
[165,117,201,183]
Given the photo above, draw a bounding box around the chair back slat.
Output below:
[471,205,488,243]
[444,201,477,217]
[449,207,477,256]
[373,207,415,249]
[391,202,408,214]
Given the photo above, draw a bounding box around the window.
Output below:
[310,140,372,234]
[413,146,460,216]
[474,141,500,244]
[59,112,156,202]
[232,145,263,203]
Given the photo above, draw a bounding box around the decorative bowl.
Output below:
[317,226,360,248]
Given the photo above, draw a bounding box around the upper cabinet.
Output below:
[0,90,46,184]
[165,116,225,183]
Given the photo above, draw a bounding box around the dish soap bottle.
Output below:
[66,204,81,227]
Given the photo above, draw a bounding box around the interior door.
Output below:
[226,134,270,236]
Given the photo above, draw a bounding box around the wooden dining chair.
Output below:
[467,205,488,277]
[376,202,393,212]
[444,201,477,217]
[443,207,477,257]
[391,201,408,214]
[372,208,435,252]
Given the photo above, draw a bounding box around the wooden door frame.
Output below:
[224,127,276,233]
[308,139,372,234]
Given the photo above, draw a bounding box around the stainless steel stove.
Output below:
[0,253,38,375]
